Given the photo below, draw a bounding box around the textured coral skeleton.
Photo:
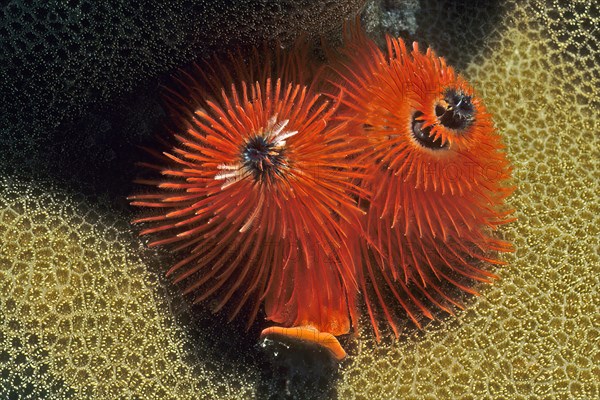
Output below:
[2,1,598,398]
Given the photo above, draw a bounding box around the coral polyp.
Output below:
[332,27,516,340]
[129,50,365,358]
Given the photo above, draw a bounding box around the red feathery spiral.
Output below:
[129,49,364,335]
[332,26,516,340]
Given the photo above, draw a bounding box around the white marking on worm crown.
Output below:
[214,115,296,190]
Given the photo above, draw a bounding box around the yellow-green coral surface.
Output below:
[0,0,598,399]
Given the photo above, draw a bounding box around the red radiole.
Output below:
[332,25,515,341]
[129,46,364,360]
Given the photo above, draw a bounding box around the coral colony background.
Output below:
[0,0,598,399]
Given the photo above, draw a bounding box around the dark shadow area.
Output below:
[132,245,268,395]
[30,83,164,206]
[414,0,508,69]
[256,335,342,400]
[0,74,166,217]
